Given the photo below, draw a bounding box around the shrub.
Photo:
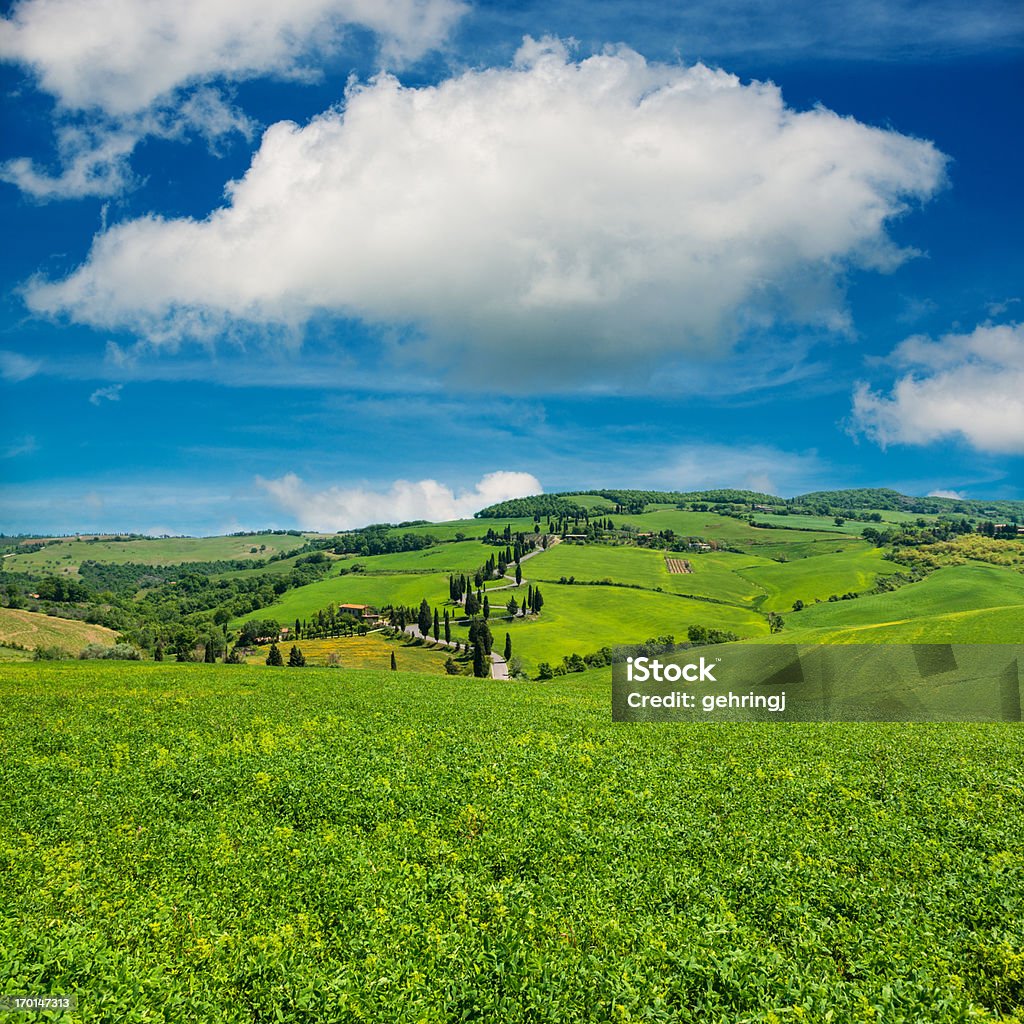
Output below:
[33,645,71,661]
[78,643,142,660]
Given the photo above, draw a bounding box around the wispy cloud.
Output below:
[0,349,41,382]
[88,383,122,405]
[3,435,38,458]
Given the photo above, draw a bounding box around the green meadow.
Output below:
[231,572,454,626]
[3,533,319,574]
[465,582,771,668]
[735,546,893,612]
[770,563,1024,644]
[1,662,1021,1023]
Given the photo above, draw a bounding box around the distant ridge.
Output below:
[476,487,1024,520]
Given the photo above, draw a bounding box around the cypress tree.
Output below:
[504,633,512,661]
[288,645,306,667]
[444,610,451,644]
[433,608,440,641]
[473,641,488,678]
[483,595,490,619]
[418,598,432,637]
[390,652,397,670]
[515,563,522,586]
[266,643,283,666]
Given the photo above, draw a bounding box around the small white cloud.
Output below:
[89,383,122,404]
[0,349,41,381]
[927,489,967,500]
[26,42,947,385]
[852,322,1024,454]
[257,470,542,530]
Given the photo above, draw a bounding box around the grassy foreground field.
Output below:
[1,662,1022,1023]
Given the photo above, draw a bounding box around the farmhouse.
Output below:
[338,604,383,625]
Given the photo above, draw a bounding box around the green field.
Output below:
[234,572,454,627]
[337,539,498,573]
[736,546,893,612]
[528,544,782,606]
[1,662,1021,1023]
[465,581,770,669]
[770,564,1024,644]
[2,534,319,574]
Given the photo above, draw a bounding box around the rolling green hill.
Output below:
[0,607,119,654]
[2,533,319,574]
[770,564,1024,644]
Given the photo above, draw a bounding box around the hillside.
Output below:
[3,487,1022,674]
[0,607,119,654]
[476,487,1024,521]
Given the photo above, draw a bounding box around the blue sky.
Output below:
[1,0,1022,534]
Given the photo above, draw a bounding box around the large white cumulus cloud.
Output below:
[257,470,542,530]
[852,322,1024,454]
[0,0,466,114]
[27,40,947,381]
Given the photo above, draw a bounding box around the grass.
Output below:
[770,563,1024,644]
[735,546,893,612]
[247,632,456,673]
[2,534,317,574]
[336,539,497,573]
[0,607,119,652]
[526,544,777,607]
[0,661,1021,1023]
[232,573,454,628]
[464,582,769,670]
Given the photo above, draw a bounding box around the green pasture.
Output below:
[463,582,769,670]
[232,572,453,627]
[526,544,773,607]
[337,539,496,574]
[736,546,893,612]
[1,662,1021,1023]
[610,509,866,557]
[2,534,315,573]
[770,563,1024,644]
[749,513,866,535]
